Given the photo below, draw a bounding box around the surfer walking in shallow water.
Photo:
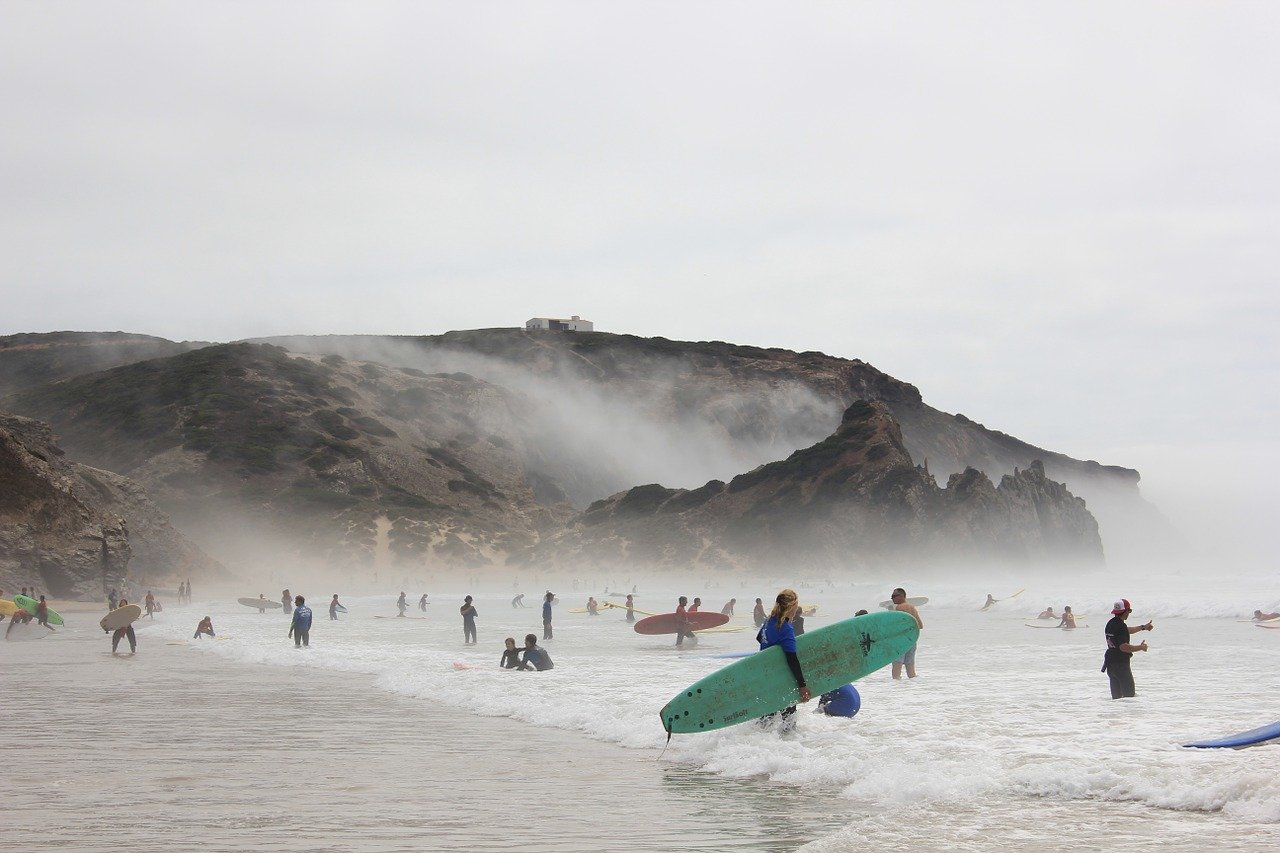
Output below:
[890,588,924,679]
[675,596,696,647]
[397,592,408,617]
[460,595,478,645]
[624,594,635,623]
[1103,598,1151,699]
[108,597,137,654]
[542,591,554,640]
[289,596,312,648]
[755,588,811,732]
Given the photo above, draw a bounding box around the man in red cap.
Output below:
[1102,598,1153,699]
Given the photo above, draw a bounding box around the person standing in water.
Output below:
[752,598,766,629]
[675,596,696,648]
[289,595,312,648]
[329,594,341,620]
[35,596,56,632]
[721,598,736,616]
[282,590,293,615]
[108,597,137,654]
[397,592,408,618]
[500,637,523,669]
[890,588,924,679]
[107,588,118,610]
[755,589,811,731]
[193,616,215,639]
[624,594,635,623]
[144,591,156,619]
[689,597,701,613]
[460,595,478,645]
[542,591,554,640]
[587,596,598,615]
[419,594,428,612]
[1102,598,1152,699]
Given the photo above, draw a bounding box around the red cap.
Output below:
[1111,598,1131,615]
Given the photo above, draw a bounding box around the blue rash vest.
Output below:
[543,600,552,621]
[757,617,798,653]
[291,605,313,632]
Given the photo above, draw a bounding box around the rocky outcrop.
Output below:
[0,413,222,599]
[516,402,1103,573]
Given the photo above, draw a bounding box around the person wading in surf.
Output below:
[107,598,137,654]
[890,588,924,679]
[755,588,811,732]
[460,595,478,645]
[1102,598,1152,699]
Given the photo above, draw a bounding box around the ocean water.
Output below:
[2,572,1277,851]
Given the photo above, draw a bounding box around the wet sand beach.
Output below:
[0,619,854,852]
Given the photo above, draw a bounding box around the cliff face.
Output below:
[4,343,572,572]
[0,413,222,599]
[516,402,1103,573]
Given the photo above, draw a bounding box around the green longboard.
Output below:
[660,611,919,734]
[14,594,65,626]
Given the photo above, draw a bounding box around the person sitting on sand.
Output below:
[193,616,215,639]
[519,634,554,671]
[1058,606,1077,629]
[500,637,522,669]
[1254,610,1280,621]
[1038,606,1056,619]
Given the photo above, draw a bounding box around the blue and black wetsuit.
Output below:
[756,617,807,725]
[290,605,313,647]
[521,645,554,671]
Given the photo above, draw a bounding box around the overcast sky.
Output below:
[2,2,1276,559]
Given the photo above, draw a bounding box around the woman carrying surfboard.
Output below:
[755,589,811,731]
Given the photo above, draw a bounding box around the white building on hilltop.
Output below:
[525,315,594,332]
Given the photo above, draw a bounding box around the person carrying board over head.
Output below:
[289,596,312,648]
[397,592,408,618]
[460,595,478,645]
[1102,598,1152,699]
[890,588,924,679]
[193,616,215,639]
[755,588,811,732]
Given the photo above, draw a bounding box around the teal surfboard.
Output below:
[660,611,919,734]
[14,594,65,626]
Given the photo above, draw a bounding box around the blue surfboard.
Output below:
[1184,719,1280,749]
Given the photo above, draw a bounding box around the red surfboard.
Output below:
[634,611,730,635]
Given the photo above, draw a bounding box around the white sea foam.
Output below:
[150,575,1280,842]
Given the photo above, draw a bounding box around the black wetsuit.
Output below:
[111,625,137,653]
[500,648,522,669]
[521,646,554,671]
[1103,615,1136,699]
[461,605,478,644]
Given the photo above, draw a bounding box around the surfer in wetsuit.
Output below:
[1102,598,1151,699]
[542,591,554,640]
[792,607,805,636]
[500,637,523,669]
[193,616,215,639]
[289,595,312,647]
[108,597,137,654]
[752,598,766,629]
[460,595,478,645]
[675,596,696,647]
[756,588,811,731]
[721,598,736,616]
[397,592,408,618]
[1057,606,1077,629]
[519,633,554,671]
[624,594,635,623]
[419,594,428,612]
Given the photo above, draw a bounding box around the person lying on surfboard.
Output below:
[1253,609,1280,621]
[1038,606,1056,619]
[755,589,811,732]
